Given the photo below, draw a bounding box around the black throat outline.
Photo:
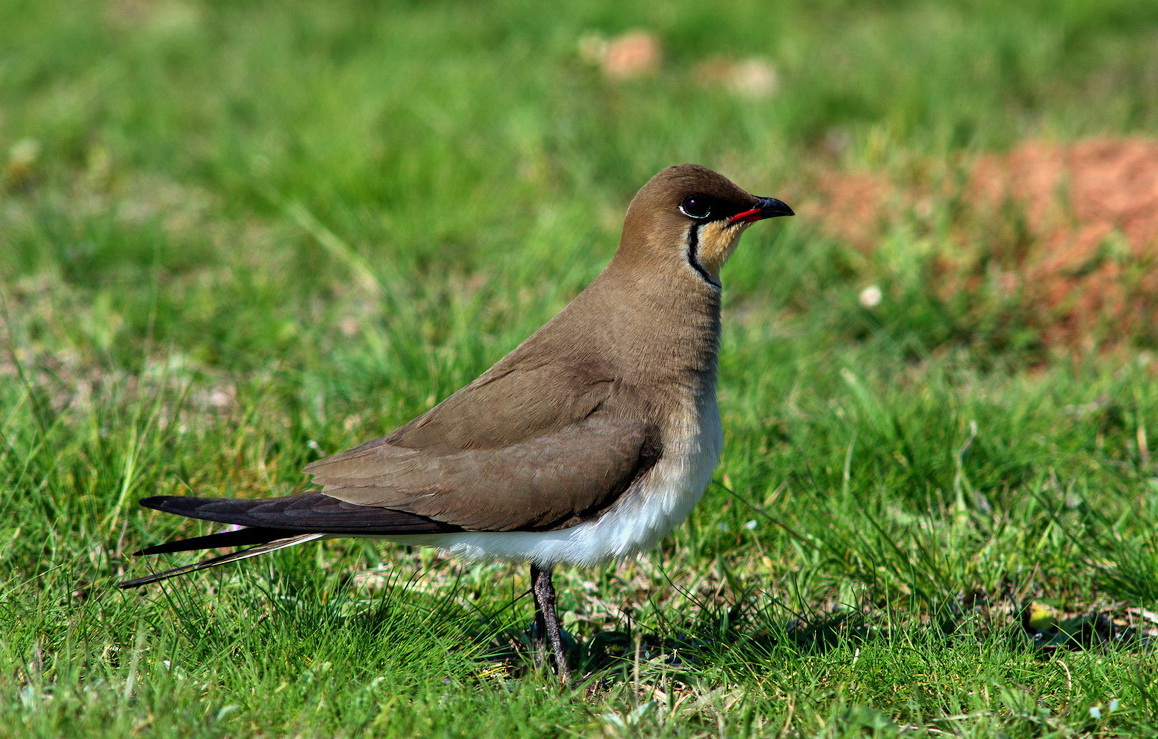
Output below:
[685,224,721,288]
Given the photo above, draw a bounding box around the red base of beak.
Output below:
[728,196,794,225]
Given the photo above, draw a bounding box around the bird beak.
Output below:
[728,197,794,226]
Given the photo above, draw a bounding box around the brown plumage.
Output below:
[119,163,793,683]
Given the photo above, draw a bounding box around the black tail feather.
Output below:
[118,533,325,589]
[120,491,459,588]
[134,526,300,555]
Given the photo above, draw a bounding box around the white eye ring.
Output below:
[679,196,712,220]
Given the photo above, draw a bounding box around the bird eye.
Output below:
[679,195,712,220]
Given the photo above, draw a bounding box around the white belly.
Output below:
[389,393,723,567]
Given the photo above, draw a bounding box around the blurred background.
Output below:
[5,0,1158,365]
[5,0,1158,733]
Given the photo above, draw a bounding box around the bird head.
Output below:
[617,164,793,286]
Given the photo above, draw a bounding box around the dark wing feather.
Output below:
[135,526,302,555]
[138,493,463,534]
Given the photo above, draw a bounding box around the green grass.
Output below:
[5,0,1158,735]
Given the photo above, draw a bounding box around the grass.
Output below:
[4,0,1158,735]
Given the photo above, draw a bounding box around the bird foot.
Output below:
[529,621,574,685]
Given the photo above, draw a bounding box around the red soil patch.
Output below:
[809,138,1158,349]
[811,171,897,253]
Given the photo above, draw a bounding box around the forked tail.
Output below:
[118,492,459,588]
[118,532,324,588]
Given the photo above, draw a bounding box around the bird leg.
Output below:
[530,563,571,684]
[530,565,548,666]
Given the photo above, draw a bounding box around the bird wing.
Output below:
[380,359,620,451]
[304,364,662,531]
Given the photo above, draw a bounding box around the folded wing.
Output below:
[307,412,661,531]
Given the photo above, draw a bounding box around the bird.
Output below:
[118,164,793,683]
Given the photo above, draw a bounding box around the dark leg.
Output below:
[530,564,549,666]
[530,563,571,684]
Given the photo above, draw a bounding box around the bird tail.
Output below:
[119,491,459,589]
[118,531,325,589]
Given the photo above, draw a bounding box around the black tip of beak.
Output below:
[757,196,794,218]
[727,196,795,226]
